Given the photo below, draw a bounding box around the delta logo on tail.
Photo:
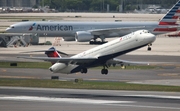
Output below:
[45,47,61,58]
[29,23,36,31]
[45,47,61,65]
[154,0,180,33]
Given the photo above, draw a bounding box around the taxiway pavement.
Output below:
[0,87,180,111]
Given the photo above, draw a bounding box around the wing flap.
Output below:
[106,58,150,66]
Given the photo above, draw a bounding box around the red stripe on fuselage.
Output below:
[159,22,177,25]
[153,28,178,32]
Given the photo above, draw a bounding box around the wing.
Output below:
[107,58,178,67]
[106,58,150,66]
[89,26,146,35]
[17,56,97,65]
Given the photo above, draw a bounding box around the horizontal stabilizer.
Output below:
[20,49,68,56]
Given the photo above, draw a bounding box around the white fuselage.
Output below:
[6,21,174,37]
[49,30,156,74]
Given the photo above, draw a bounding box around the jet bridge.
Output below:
[0,33,39,47]
[6,36,27,47]
[0,37,7,47]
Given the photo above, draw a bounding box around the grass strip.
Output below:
[0,62,157,70]
[0,78,179,92]
[0,62,51,69]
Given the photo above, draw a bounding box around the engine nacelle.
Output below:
[62,37,75,41]
[49,63,66,73]
[75,31,94,42]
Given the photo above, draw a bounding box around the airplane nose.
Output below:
[150,33,156,41]
[146,33,156,43]
[6,27,11,32]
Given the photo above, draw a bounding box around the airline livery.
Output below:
[18,30,156,74]
[6,0,180,44]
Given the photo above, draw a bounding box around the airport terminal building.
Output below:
[0,0,40,7]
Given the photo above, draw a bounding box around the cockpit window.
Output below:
[10,25,15,28]
[143,30,149,33]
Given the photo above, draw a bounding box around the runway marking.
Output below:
[106,103,180,110]
[1,95,180,110]
[0,96,135,104]
[158,73,179,77]
[1,69,6,72]
[126,95,180,99]
[0,75,38,79]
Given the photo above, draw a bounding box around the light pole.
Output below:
[42,0,44,8]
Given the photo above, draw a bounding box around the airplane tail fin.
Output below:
[20,47,68,65]
[159,0,180,25]
[154,0,180,33]
[45,47,69,65]
[45,47,61,58]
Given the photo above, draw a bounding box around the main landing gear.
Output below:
[80,68,87,74]
[101,69,108,75]
[147,44,152,51]
[101,65,108,75]
[89,36,108,45]
[80,66,109,75]
[89,41,107,44]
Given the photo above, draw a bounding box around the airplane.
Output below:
[18,30,156,75]
[5,0,180,44]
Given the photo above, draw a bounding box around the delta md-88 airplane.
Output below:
[6,0,180,44]
[18,30,156,75]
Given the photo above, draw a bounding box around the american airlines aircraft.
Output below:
[18,30,156,74]
[5,0,180,44]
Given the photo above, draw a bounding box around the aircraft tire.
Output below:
[147,47,151,51]
[101,69,105,74]
[104,69,108,75]
[89,41,107,45]
[101,69,108,75]
[81,68,87,74]
[84,68,87,73]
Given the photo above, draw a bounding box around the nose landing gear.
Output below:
[147,44,152,51]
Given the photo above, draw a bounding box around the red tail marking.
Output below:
[46,51,60,65]
[47,51,59,58]
[176,10,180,13]
[172,16,179,19]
